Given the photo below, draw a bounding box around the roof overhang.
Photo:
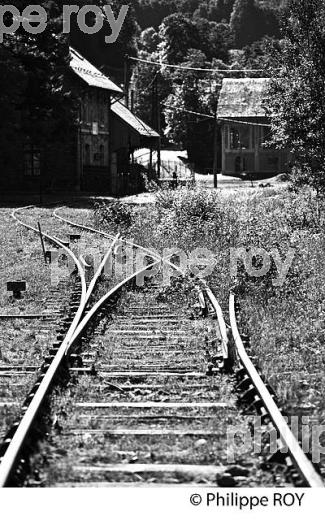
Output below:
[70,47,123,94]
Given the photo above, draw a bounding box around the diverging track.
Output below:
[0,205,323,487]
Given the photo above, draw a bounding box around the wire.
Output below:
[218,117,271,127]
[129,56,267,73]
[162,103,215,119]
[163,104,272,127]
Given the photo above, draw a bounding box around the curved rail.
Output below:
[205,287,229,362]
[67,259,160,351]
[0,204,231,485]
[0,208,117,486]
[54,206,231,364]
[229,293,324,488]
[53,207,163,265]
[4,205,321,487]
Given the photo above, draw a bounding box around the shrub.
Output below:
[93,200,133,233]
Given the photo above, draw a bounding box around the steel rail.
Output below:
[0,204,230,486]
[84,234,120,305]
[0,208,88,486]
[53,207,163,264]
[205,287,229,361]
[0,209,117,486]
[229,292,324,488]
[54,207,230,360]
[67,259,161,350]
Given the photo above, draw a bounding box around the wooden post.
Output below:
[149,147,153,175]
[38,222,47,264]
[157,77,161,179]
[76,103,82,191]
[213,111,218,189]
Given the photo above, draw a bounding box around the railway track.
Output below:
[0,204,323,487]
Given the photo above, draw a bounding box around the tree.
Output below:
[268,0,325,192]
[195,18,232,61]
[2,1,76,147]
[159,14,201,63]
[0,46,26,171]
[133,51,173,130]
[135,0,177,29]
[237,36,282,76]
[230,0,280,47]
[194,1,235,22]
[71,0,140,84]
[139,27,159,53]
[163,50,221,167]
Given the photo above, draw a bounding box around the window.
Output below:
[229,126,251,150]
[230,128,240,149]
[24,145,40,176]
[260,126,272,148]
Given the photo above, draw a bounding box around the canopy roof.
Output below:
[111,101,159,138]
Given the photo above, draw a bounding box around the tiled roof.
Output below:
[217,78,270,119]
[111,101,159,138]
[70,47,123,94]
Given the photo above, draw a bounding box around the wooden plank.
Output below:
[107,332,187,337]
[78,414,227,420]
[0,372,37,376]
[0,366,38,371]
[54,482,214,488]
[118,315,180,319]
[115,316,183,320]
[95,365,203,376]
[109,351,203,356]
[66,429,220,436]
[85,383,218,390]
[96,371,207,377]
[71,464,222,478]
[97,365,199,371]
[75,402,231,409]
[0,314,56,320]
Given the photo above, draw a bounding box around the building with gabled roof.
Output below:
[217,78,288,177]
[110,100,159,195]
[70,48,123,94]
[0,47,158,196]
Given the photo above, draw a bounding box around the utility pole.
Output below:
[156,78,161,180]
[152,74,161,179]
[213,109,218,189]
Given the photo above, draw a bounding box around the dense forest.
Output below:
[129,0,286,169]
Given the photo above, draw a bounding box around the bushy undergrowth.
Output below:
[97,185,325,411]
[93,200,133,234]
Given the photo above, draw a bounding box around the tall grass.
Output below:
[95,186,325,412]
